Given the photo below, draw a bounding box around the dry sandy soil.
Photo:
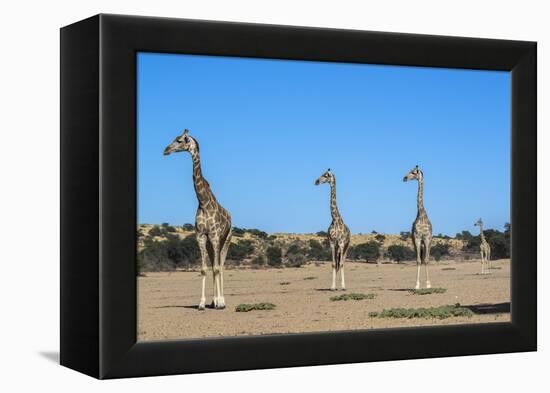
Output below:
[137,259,510,341]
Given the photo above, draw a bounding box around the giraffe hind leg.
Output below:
[217,230,232,309]
[423,239,431,289]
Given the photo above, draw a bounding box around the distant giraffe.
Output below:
[164,129,232,310]
[475,218,492,274]
[403,165,433,289]
[315,169,351,290]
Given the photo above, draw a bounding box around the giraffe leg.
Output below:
[211,240,224,309]
[481,250,486,274]
[340,243,349,290]
[414,237,422,289]
[487,248,492,272]
[217,231,231,309]
[330,243,337,291]
[424,239,432,289]
[196,234,208,310]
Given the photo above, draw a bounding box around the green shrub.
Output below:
[148,225,163,237]
[246,228,268,239]
[349,241,380,262]
[235,303,276,312]
[137,234,200,273]
[316,231,328,237]
[266,246,282,267]
[409,288,447,295]
[375,234,386,243]
[387,245,415,262]
[227,239,254,261]
[307,239,331,261]
[431,243,450,261]
[251,255,265,267]
[330,293,376,301]
[369,304,473,319]
[181,223,195,231]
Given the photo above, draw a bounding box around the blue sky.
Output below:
[137,52,510,236]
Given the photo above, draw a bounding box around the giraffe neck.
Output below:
[329,178,342,222]
[417,178,425,213]
[190,150,216,208]
[479,224,486,243]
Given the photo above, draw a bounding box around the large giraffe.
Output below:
[315,169,351,291]
[164,129,232,310]
[474,218,491,274]
[403,165,433,289]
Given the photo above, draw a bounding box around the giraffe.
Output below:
[474,218,491,274]
[315,169,351,291]
[403,165,433,289]
[164,129,232,310]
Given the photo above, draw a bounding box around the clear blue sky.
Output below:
[137,52,510,236]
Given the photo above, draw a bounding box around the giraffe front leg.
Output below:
[480,251,485,275]
[330,243,337,291]
[196,234,208,310]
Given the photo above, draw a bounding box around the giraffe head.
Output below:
[474,218,484,227]
[163,129,199,156]
[403,165,423,182]
[315,169,334,186]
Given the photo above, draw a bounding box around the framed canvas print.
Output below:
[60,14,536,379]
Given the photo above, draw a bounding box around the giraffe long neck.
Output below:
[479,224,486,243]
[329,178,342,222]
[190,150,216,208]
[417,178,425,213]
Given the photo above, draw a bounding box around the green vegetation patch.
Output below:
[303,276,317,280]
[235,303,276,312]
[441,267,456,271]
[279,282,291,285]
[409,288,447,295]
[330,293,376,301]
[369,304,473,319]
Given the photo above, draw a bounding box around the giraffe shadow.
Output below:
[462,302,510,315]
[153,305,205,309]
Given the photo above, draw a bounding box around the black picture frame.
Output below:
[60,14,536,379]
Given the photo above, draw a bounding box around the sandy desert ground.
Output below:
[137,259,510,341]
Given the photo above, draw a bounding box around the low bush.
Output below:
[330,293,376,301]
[235,303,276,312]
[369,304,473,319]
[409,288,447,295]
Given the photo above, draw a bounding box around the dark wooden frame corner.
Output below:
[61,14,536,379]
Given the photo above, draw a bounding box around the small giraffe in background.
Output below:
[164,129,232,310]
[315,169,351,291]
[403,165,433,289]
[475,218,491,274]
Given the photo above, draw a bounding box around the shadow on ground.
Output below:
[39,351,59,364]
[463,302,510,315]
